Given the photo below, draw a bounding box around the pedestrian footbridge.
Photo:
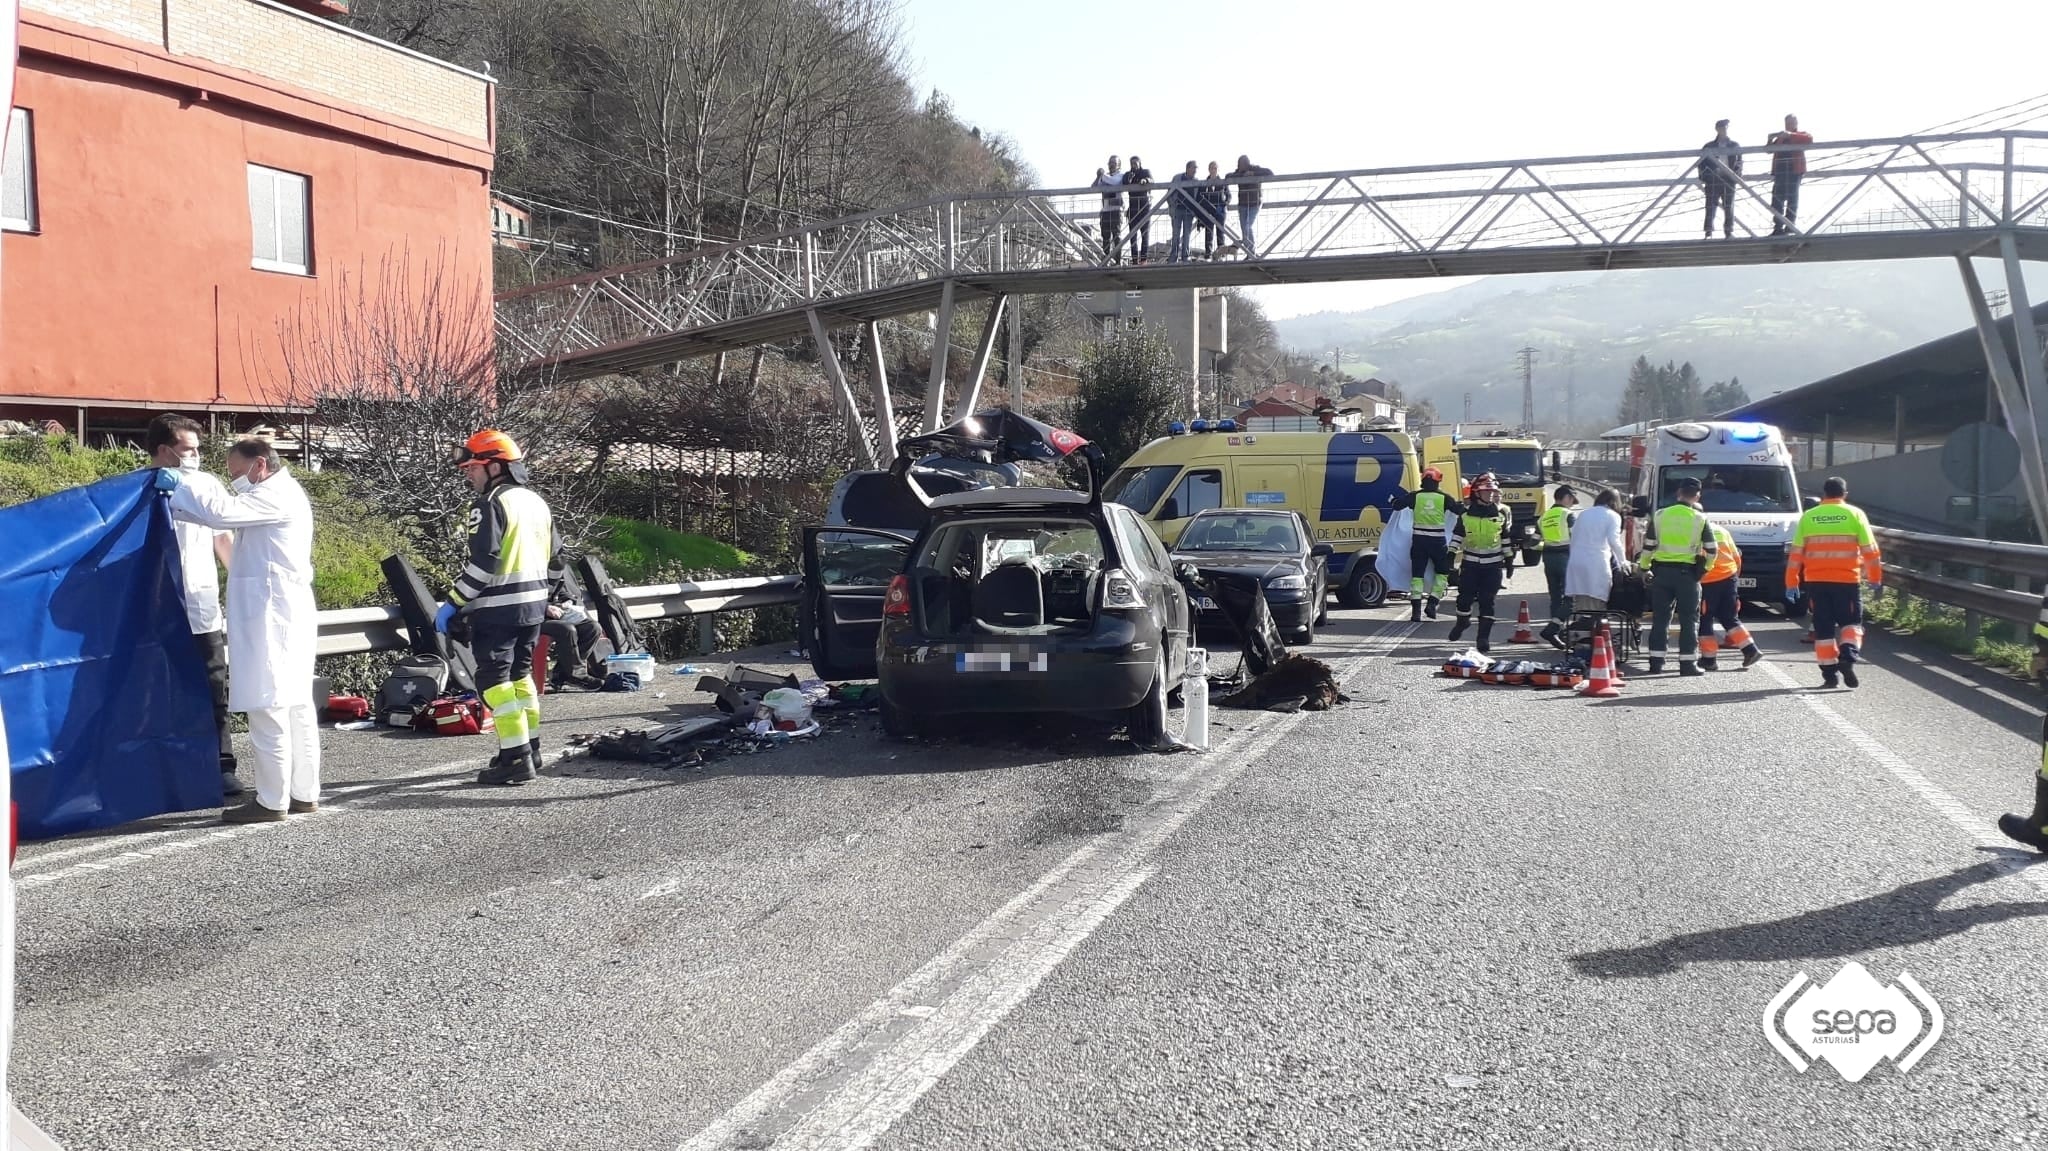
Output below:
[495,131,2048,465]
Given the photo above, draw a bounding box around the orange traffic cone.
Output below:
[1581,628,1621,697]
[1604,622,1627,685]
[1511,600,1536,643]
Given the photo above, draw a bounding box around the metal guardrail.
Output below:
[1875,527,2044,629]
[314,575,801,657]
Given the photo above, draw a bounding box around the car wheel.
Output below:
[1125,650,1168,748]
[1294,618,1315,645]
[1340,566,1388,609]
[879,695,920,740]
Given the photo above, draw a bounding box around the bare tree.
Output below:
[259,247,602,577]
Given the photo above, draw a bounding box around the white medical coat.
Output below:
[169,467,316,711]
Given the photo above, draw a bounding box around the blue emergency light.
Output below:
[1167,421,1187,435]
[1191,419,1211,432]
[1726,422,1769,442]
[1217,419,1239,432]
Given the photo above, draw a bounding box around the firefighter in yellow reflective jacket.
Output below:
[1697,520,1764,670]
[1446,473,1515,652]
[1536,486,1578,649]
[1391,467,1461,621]
[1784,476,1882,689]
[436,429,561,786]
[1997,590,2048,851]
[1636,476,1717,676]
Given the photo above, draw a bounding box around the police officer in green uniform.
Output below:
[1536,485,1578,649]
[1996,591,2048,851]
[1636,475,1717,676]
[1391,467,1462,622]
[1446,473,1515,652]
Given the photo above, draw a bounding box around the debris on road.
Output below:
[1216,653,1349,712]
[697,666,800,714]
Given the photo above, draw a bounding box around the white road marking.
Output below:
[1759,660,2048,897]
[12,753,503,884]
[676,621,1416,1151]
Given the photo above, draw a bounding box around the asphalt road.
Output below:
[12,569,2048,1150]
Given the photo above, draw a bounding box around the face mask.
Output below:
[230,474,256,494]
[177,453,201,472]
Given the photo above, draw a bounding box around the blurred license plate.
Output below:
[955,650,1050,672]
[1736,577,1757,588]
[1195,596,1219,610]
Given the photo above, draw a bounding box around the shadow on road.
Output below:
[1568,855,2048,978]
[1587,688,1785,707]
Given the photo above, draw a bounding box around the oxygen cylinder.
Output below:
[1183,647,1210,751]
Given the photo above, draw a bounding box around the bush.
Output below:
[0,434,147,507]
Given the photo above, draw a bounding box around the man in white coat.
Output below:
[158,440,319,824]
[141,414,241,799]
[1563,487,1631,648]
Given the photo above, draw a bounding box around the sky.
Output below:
[892,0,2048,320]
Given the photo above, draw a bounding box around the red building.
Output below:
[1,0,495,442]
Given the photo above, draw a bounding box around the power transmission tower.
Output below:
[1515,346,1538,431]
[1463,391,1473,422]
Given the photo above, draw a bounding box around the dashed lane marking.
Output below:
[1759,659,2048,897]
[676,621,1417,1151]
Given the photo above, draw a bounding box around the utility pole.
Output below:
[1515,345,1538,431]
[1562,347,1577,428]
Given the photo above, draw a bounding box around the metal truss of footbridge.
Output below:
[498,130,2048,467]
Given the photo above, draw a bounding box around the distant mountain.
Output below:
[1271,260,2048,432]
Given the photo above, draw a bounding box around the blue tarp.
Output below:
[0,472,219,838]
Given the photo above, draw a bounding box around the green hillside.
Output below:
[1272,260,2048,433]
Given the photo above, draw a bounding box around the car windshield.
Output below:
[1103,465,1179,514]
[1175,514,1301,553]
[1458,448,1544,485]
[1660,465,1799,513]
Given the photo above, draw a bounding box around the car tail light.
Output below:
[883,574,911,617]
[1100,568,1145,610]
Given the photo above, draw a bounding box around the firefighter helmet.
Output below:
[1469,471,1501,494]
[1421,466,1444,483]
[453,429,524,467]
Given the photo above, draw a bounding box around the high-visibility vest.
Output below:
[1413,490,1452,537]
[450,482,558,626]
[1786,498,1880,587]
[1538,505,1574,549]
[1644,503,1712,566]
[1454,505,1513,564]
[1703,522,1742,583]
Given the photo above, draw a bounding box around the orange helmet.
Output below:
[1421,466,1443,483]
[453,429,523,467]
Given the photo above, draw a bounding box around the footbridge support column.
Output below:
[807,309,878,471]
[953,296,1010,422]
[1956,250,2048,541]
[865,321,897,462]
[922,281,958,433]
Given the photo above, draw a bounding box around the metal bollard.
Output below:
[1182,647,1210,752]
[698,614,716,655]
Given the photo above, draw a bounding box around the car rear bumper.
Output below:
[877,620,1160,714]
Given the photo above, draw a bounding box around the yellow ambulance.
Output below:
[1103,419,1424,607]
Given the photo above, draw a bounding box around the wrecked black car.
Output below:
[1169,509,1332,645]
[801,411,1192,743]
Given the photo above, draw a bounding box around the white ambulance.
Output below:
[1626,421,1806,607]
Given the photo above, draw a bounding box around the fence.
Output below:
[314,574,802,657]
[1874,528,2043,635]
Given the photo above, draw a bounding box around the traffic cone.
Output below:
[1581,629,1621,697]
[1598,622,1626,685]
[1511,600,1536,644]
